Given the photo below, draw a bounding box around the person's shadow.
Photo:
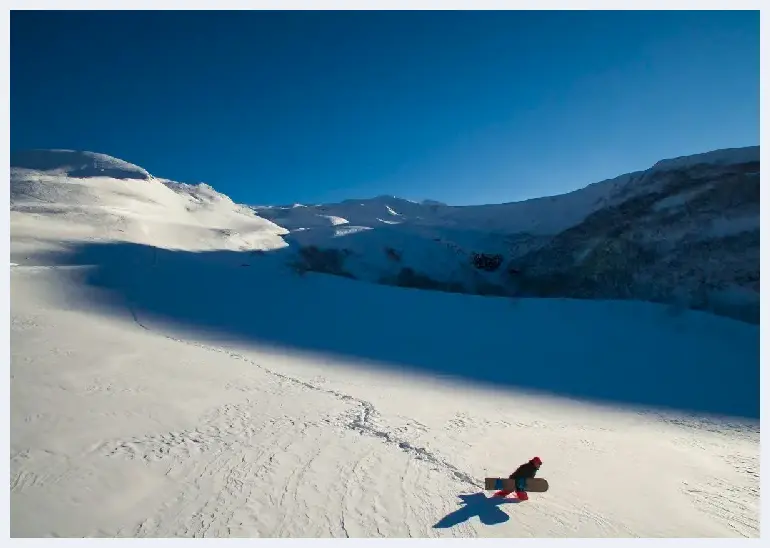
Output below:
[433,492,520,529]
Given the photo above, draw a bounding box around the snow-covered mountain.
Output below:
[9,147,759,537]
[10,146,759,324]
[252,146,760,324]
[10,149,288,257]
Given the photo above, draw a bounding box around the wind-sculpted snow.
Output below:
[11,149,153,180]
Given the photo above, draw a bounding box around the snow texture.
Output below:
[10,149,759,538]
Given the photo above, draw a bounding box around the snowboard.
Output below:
[484,477,549,492]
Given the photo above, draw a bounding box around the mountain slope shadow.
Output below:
[434,492,520,528]
[22,240,760,420]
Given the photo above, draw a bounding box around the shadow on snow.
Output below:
[433,493,520,529]
[17,241,759,420]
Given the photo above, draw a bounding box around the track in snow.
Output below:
[10,257,759,538]
[127,305,483,490]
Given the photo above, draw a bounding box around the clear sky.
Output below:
[11,10,759,206]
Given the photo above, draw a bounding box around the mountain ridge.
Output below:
[10,145,759,323]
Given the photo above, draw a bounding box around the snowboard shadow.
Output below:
[433,492,520,529]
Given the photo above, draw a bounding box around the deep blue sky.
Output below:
[11,10,759,206]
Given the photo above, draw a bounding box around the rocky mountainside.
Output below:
[505,150,759,323]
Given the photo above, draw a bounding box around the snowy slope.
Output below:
[252,196,434,230]
[10,152,289,257]
[10,242,759,538]
[9,148,760,538]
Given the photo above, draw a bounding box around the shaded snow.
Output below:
[10,241,759,538]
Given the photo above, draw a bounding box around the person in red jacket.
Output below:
[494,456,542,500]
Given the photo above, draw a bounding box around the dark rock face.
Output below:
[505,159,759,323]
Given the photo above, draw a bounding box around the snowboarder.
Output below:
[495,456,542,500]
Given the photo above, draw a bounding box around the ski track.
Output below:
[10,281,760,538]
[89,303,484,537]
[128,304,482,489]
